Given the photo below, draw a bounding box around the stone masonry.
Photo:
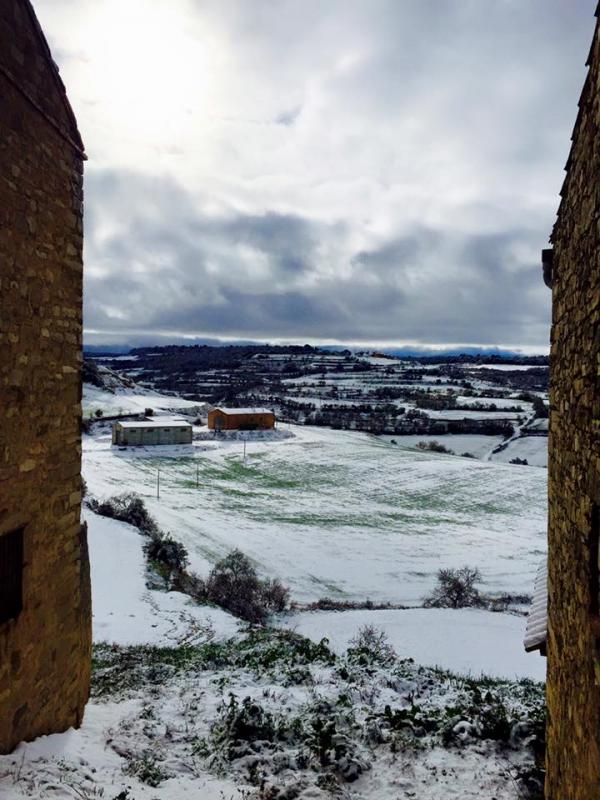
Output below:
[0,0,91,752]
[546,3,600,798]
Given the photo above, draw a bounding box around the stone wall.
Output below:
[546,5,600,798]
[0,0,90,753]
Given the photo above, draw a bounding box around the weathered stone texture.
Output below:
[0,1,90,753]
[546,6,600,799]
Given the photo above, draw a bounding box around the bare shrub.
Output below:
[89,493,160,537]
[174,570,207,603]
[424,566,484,609]
[146,534,189,572]
[262,578,291,613]
[206,550,290,623]
[415,440,454,454]
[207,550,265,623]
[89,496,290,621]
[348,624,396,665]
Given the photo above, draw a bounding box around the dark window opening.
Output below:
[0,527,24,625]
[591,505,600,618]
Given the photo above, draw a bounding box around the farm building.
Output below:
[208,407,276,431]
[112,418,193,446]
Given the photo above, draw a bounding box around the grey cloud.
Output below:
[84,170,550,347]
[54,0,597,350]
[274,106,302,126]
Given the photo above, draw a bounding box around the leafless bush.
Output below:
[423,566,484,609]
[415,440,454,454]
[88,493,160,538]
[348,624,396,665]
[89,497,290,621]
[145,534,189,572]
[262,578,291,613]
[173,570,207,602]
[206,550,290,623]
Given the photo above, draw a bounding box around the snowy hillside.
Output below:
[84,423,547,604]
[83,372,203,418]
[0,384,548,799]
[0,506,545,800]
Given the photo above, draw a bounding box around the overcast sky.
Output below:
[37,0,596,351]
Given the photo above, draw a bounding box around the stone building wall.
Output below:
[546,4,600,798]
[0,0,91,753]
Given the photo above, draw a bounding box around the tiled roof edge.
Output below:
[550,7,599,243]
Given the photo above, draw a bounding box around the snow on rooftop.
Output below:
[116,418,192,429]
[213,407,274,415]
[524,559,547,654]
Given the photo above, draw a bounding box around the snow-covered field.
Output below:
[379,433,505,459]
[87,502,544,684]
[427,408,524,421]
[0,383,548,800]
[282,608,545,681]
[83,383,202,418]
[84,423,547,605]
[469,364,542,372]
[490,437,548,468]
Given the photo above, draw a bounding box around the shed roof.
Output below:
[116,419,192,429]
[212,407,274,415]
[524,559,547,654]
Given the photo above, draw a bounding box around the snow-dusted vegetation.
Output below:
[0,366,548,799]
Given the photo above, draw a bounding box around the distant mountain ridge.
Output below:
[84,342,548,366]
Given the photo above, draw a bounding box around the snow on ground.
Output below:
[0,509,246,800]
[281,608,545,681]
[0,702,246,800]
[527,418,549,432]
[427,408,524,420]
[0,623,544,800]
[195,427,295,442]
[469,364,542,371]
[84,424,547,605]
[0,410,547,800]
[490,437,548,468]
[90,354,140,361]
[456,396,531,411]
[379,433,505,459]
[87,510,239,646]
[83,383,202,418]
